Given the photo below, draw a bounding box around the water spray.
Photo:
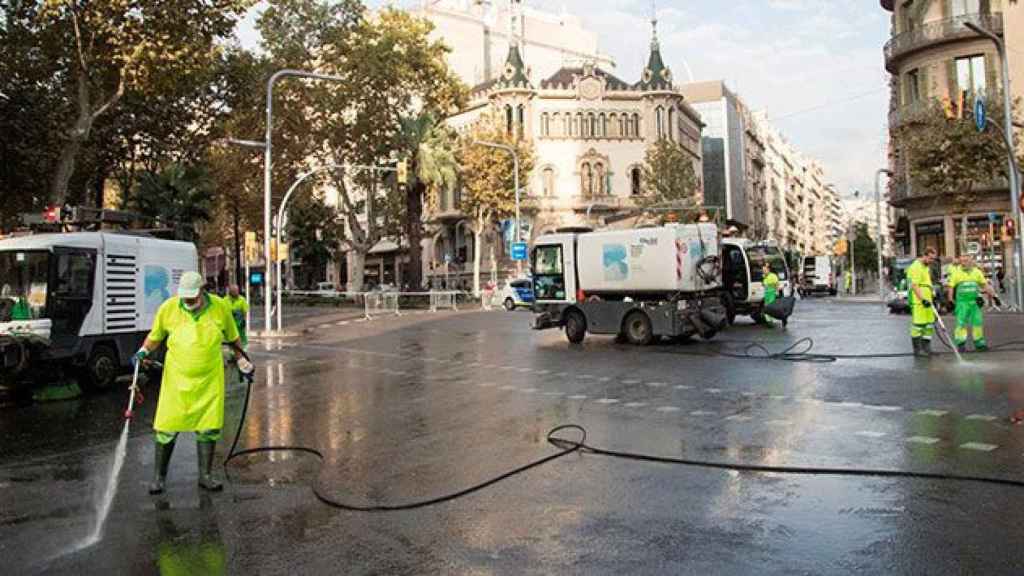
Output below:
[933,313,963,363]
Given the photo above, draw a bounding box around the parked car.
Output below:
[500,279,535,311]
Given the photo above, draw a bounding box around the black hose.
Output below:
[224,379,1024,512]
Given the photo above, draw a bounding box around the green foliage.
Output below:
[286,193,344,286]
[456,117,535,229]
[123,163,214,239]
[893,95,1024,210]
[639,139,700,209]
[850,221,878,275]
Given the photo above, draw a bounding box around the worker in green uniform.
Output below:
[225,284,249,347]
[844,269,853,295]
[134,271,245,494]
[907,247,938,358]
[762,263,781,328]
[946,255,995,352]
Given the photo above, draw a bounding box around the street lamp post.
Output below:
[850,191,859,296]
[273,163,397,333]
[875,169,892,303]
[473,140,522,275]
[226,69,346,337]
[965,21,1023,311]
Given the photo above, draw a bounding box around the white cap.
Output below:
[178,271,203,299]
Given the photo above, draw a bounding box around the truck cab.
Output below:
[720,238,768,324]
[0,232,196,395]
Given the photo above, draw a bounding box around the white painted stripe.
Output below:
[855,431,887,439]
[866,405,903,412]
[656,406,681,413]
[521,388,539,394]
[646,382,667,388]
[477,383,498,388]
[622,379,642,385]
[769,395,788,401]
[725,414,752,422]
[543,392,565,397]
[568,394,588,400]
[690,410,715,416]
[906,436,940,445]
[499,385,519,391]
[965,414,998,422]
[624,402,648,408]
[675,385,694,390]
[595,398,620,405]
[959,442,998,452]
[706,388,723,394]
[916,409,949,417]
[765,420,791,427]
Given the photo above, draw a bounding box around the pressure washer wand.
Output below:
[933,312,963,363]
[124,361,141,420]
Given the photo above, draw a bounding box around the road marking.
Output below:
[499,385,519,391]
[517,368,533,373]
[543,392,565,397]
[725,414,752,422]
[765,420,791,427]
[646,382,667,388]
[866,405,903,412]
[769,395,788,401]
[965,414,998,422]
[706,388,723,394]
[337,321,350,326]
[537,370,552,375]
[599,377,613,382]
[622,379,642,385]
[690,410,715,416]
[568,394,588,400]
[520,388,539,394]
[596,398,620,405]
[916,409,949,417]
[675,385,694,390]
[855,431,887,439]
[656,406,681,413]
[741,391,758,397]
[960,442,999,452]
[906,436,941,445]
[837,401,864,408]
[624,402,648,408]
[477,382,497,388]
[578,374,596,379]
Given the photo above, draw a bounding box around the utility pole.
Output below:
[875,169,892,303]
[965,21,1023,311]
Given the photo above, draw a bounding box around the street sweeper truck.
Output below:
[531,223,728,345]
[0,231,197,396]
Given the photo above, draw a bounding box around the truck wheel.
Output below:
[565,311,587,344]
[83,345,119,392]
[504,298,516,312]
[623,311,653,346]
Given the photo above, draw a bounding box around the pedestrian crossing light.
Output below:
[397,160,408,186]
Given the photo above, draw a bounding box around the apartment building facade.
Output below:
[882,0,1023,267]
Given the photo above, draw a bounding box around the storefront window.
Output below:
[954,215,1003,273]
[914,221,945,257]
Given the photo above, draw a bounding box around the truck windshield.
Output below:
[532,245,565,300]
[0,250,50,321]
[748,246,787,280]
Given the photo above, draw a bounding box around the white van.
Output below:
[0,232,197,393]
[800,255,837,296]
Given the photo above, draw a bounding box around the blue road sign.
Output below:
[975,97,986,132]
[511,242,529,261]
[989,212,999,222]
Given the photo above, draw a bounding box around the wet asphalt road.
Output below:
[3,299,1024,575]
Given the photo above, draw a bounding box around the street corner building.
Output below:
[881,0,1024,263]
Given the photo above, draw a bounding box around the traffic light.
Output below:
[397,160,408,186]
[43,205,60,223]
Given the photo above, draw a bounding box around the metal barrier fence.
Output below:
[429,291,458,312]
[364,292,400,319]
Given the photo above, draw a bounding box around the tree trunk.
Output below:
[405,181,425,290]
[348,249,367,293]
[50,132,87,205]
[473,224,483,297]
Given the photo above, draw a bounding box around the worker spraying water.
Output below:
[947,254,996,353]
[134,272,249,494]
[906,247,939,358]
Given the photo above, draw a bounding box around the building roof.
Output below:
[540,66,631,91]
[635,18,674,91]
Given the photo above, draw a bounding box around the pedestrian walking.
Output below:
[946,255,995,352]
[134,271,246,495]
[844,269,852,295]
[907,248,938,358]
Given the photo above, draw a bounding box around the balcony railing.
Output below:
[884,13,1003,72]
[888,99,933,128]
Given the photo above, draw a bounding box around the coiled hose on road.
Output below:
[223,337,1024,510]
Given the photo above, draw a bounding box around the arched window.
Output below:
[551,113,560,137]
[631,167,642,196]
[668,108,676,142]
[541,113,549,137]
[572,114,580,137]
[560,113,568,136]
[517,104,526,140]
[600,113,608,138]
[656,107,665,140]
[588,113,597,138]
[609,113,619,138]
[632,114,641,138]
[543,167,556,197]
[595,163,606,196]
[505,105,514,137]
[581,162,593,198]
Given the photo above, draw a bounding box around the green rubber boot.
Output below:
[197,441,223,492]
[149,439,175,495]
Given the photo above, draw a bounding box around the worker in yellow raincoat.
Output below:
[761,262,781,328]
[134,272,245,494]
[225,284,249,347]
[906,247,938,358]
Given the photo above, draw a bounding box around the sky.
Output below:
[237,0,893,200]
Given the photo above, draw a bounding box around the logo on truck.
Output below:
[144,265,172,315]
[603,244,629,282]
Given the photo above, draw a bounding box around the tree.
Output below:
[639,138,700,212]
[893,95,1024,213]
[457,118,534,295]
[122,163,215,241]
[850,221,878,276]
[398,113,460,290]
[253,1,465,291]
[39,0,254,204]
[286,192,345,289]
